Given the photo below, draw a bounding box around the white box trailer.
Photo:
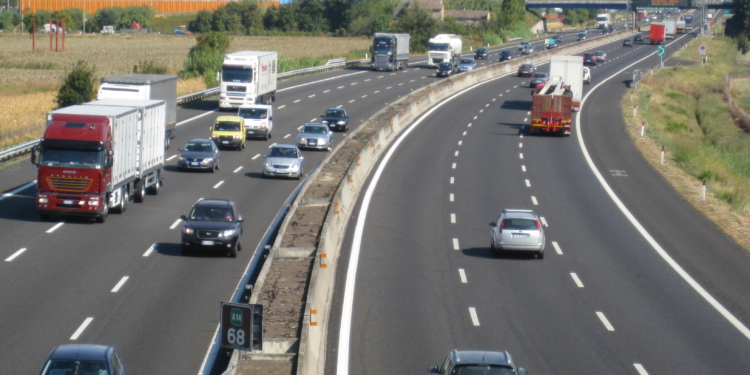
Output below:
[220,51,278,109]
[664,19,677,39]
[549,55,584,111]
[427,34,462,67]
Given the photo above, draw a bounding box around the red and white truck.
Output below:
[31,100,166,223]
[549,56,583,111]
[650,22,666,45]
[530,78,573,136]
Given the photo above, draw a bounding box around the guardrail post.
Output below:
[660,146,665,164]
[701,181,706,201]
[641,122,645,137]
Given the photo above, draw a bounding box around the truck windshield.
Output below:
[38,148,103,169]
[238,108,267,119]
[428,43,450,51]
[372,45,392,54]
[222,66,252,83]
[597,16,608,22]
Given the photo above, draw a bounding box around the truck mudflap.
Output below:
[572,101,580,112]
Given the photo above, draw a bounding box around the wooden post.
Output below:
[32,19,36,52]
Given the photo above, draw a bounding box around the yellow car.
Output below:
[211,116,246,150]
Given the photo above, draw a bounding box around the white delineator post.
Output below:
[701,180,706,201]
[661,146,665,164]
[641,122,645,137]
[633,105,637,118]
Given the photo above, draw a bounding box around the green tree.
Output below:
[57,60,97,109]
[727,0,750,37]
[92,7,122,31]
[189,10,213,33]
[324,0,353,31]
[296,0,328,32]
[394,7,437,53]
[180,31,230,86]
[738,33,750,54]
[499,0,525,28]
[211,7,243,33]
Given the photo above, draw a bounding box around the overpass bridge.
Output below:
[525,0,733,9]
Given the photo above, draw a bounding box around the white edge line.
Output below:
[111,276,130,293]
[5,248,27,262]
[70,317,94,340]
[0,181,36,203]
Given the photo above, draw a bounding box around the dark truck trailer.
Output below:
[371,33,410,71]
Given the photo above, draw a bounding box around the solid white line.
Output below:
[169,219,182,230]
[450,193,454,202]
[46,222,64,233]
[111,276,129,293]
[571,273,584,287]
[453,238,460,250]
[552,240,561,254]
[454,151,459,157]
[143,244,156,257]
[0,181,35,203]
[176,109,218,127]
[577,33,750,341]
[233,166,243,173]
[522,165,526,172]
[284,134,291,138]
[252,154,261,160]
[293,99,301,103]
[450,177,454,184]
[469,307,480,326]
[596,311,615,331]
[525,179,530,187]
[451,213,456,224]
[519,153,523,159]
[70,317,94,340]
[5,248,27,262]
[634,363,649,375]
[531,196,538,205]
[458,269,467,283]
[213,181,224,189]
[166,155,177,161]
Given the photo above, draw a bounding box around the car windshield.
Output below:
[302,126,328,134]
[214,121,241,131]
[502,51,511,55]
[183,142,213,152]
[521,64,533,68]
[324,110,344,117]
[502,218,538,230]
[269,147,298,158]
[222,65,252,83]
[476,48,486,53]
[238,108,267,119]
[38,148,103,169]
[532,73,547,78]
[41,359,108,375]
[460,59,474,64]
[595,51,603,56]
[190,206,234,222]
[439,63,453,69]
[452,365,515,375]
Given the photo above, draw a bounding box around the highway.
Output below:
[327,19,750,375]
[0,32,584,374]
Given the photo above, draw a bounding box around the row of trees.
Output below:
[11,5,155,32]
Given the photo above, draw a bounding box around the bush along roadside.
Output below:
[622,35,750,251]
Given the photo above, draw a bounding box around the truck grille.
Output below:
[47,177,92,192]
[198,230,219,238]
[375,55,390,65]
[218,136,234,142]
[227,85,246,92]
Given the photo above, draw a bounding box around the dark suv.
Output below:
[39,344,124,375]
[499,50,513,61]
[180,199,244,257]
[428,350,527,375]
[474,47,489,60]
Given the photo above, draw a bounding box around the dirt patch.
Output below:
[280,206,328,248]
[236,359,293,375]
[256,258,314,339]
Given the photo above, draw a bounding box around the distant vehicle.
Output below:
[623,38,633,47]
[491,208,546,258]
[436,62,457,77]
[263,144,304,179]
[427,34,462,68]
[583,67,591,84]
[371,32,410,71]
[457,57,476,72]
[173,25,190,34]
[583,52,597,65]
[518,41,531,50]
[39,344,124,375]
[238,104,273,140]
[211,116,246,150]
[684,13,694,24]
[521,45,534,55]
[577,30,587,40]
[320,107,349,132]
[100,25,114,35]
[220,51,277,109]
[499,50,513,61]
[676,20,686,33]
[664,19,677,39]
[428,350,527,375]
[297,123,333,151]
[177,139,220,172]
[594,51,607,62]
[597,13,610,28]
[531,78,573,136]
[634,34,644,43]
[650,22,666,44]
[474,47,489,60]
[180,199,244,257]
[517,63,537,77]
[529,72,549,88]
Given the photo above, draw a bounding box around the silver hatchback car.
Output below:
[490,208,545,258]
[297,123,333,151]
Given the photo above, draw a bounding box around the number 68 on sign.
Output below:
[221,302,264,351]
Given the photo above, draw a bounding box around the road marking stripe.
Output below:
[551,240,561,253]
[410,79,415,82]
[338,86,344,89]
[450,193,454,202]
[634,364,649,375]
[462,131,467,136]
[284,134,291,138]
[473,116,477,119]
[294,99,301,103]
[452,163,456,169]
[531,196,538,205]
[492,98,496,102]
[523,118,528,122]
[513,85,518,88]
[519,142,523,148]
[454,151,459,157]
[506,89,510,92]
[166,155,177,161]
[365,79,371,82]
[362,95,368,98]
[111,276,129,293]
[278,105,286,109]
[527,111,531,115]
[350,82,357,85]
[143,244,156,257]
[479,109,484,113]
[596,311,615,331]
[452,238,460,250]
[213,181,224,189]
[70,317,94,340]
[336,105,343,108]
[46,222,64,233]
[386,86,392,89]
[459,269,467,283]
[451,213,456,224]
[571,272,583,287]
[169,219,182,230]
[520,133,523,138]
[450,177,454,184]
[522,165,526,172]
[308,94,315,98]
[519,153,523,159]
[374,90,380,94]
[252,154,261,160]
[458,140,462,146]
[323,90,330,93]
[5,248,26,262]
[233,166,243,173]
[398,83,404,86]
[349,100,355,103]
[525,179,530,187]
[468,123,472,127]
[485,103,490,107]
[469,307,480,326]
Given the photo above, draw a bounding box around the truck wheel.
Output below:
[118,190,128,213]
[134,181,145,203]
[148,178,160,195]
[97,205,108,223]
[164,134,171,150]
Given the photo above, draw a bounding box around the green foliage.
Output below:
[482,33,501,45]
[737,33,750,55]
[726,0,750,37]
[189,11,213,33]
[296,0,328,32]
[499,0,525,28]
[149,12,197,33]
[133,60,167,74]
[0,10,21,30]
[89,5,154,31]
[180,31,229,83]
[346,0,397,35]
[195,31,231,52]
[665,121,688,132]
[56,60,97,109]
[393,7,437,53]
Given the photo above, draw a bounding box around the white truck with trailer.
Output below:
[549,55,584,111]
[219,51,278,109]
[98,74,177,149]
[663,19,677,38]
[427,34,462,68]
[597,13,610,29]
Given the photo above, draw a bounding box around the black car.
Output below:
[634,34,644,42]
[474,47,489,60]
[428,350,527,375]
[623,38,633,47]
[39,344,124,375]
[499,50,513,61]
[583,52,597,65]
[180,199,244,257]
[320,107,349,132]
[177,139,220,172]
[601,28,609,35]
[436,62,456,77]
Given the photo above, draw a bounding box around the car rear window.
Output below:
[502,218,538,230]
[532,73,546,78]
[453,365,515,375]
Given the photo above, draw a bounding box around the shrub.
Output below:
[56,60,97,109]
[133,60,167,74]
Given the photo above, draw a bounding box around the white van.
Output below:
[238,104,274,141]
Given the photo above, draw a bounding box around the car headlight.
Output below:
[299,137,306,142]
[259,122,267,129]
[220,229,237,238]
[183,227,194,235]
[178,156,185,161]
[233,135,241,139]
[337,121,346,125]
[202,158,213,164]
[321,120,328,124]
[264,162,271,167]
[291,163,299,170]
[38,197,49,203]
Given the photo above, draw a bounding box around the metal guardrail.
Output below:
[0,58,371,163]
[508,37,524,42]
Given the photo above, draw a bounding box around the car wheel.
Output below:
[216,160,220,170]
[538,251,545,259]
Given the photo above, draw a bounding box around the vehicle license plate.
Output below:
[222,141,229,144]
[248,131,255,134]
[308,140,317,146]
[512,234,529,239]
[63,200,74,205]
[191,162,199,166]
[202,240,214,246]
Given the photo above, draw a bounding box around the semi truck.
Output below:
[427,34,462,68]
[98,73,177,149]
[637,9,647,20]
[649,22,666,44]
[597,13,610,29]
[31,101,166,223]
[676,19,686,33]
[530,77,573,136]
[371,33,410,71]
[684,13,694,24]
[549,55,583,111]
[219,51,278,109]
[664,19,677,39]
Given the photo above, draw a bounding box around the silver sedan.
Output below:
[263,144,304,179]
[490,208,545,259]
[297,123,333,151]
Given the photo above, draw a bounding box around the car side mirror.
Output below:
[269,116,273,121]
[237,217,245,223]
[105,155,113,168]
[427,365,439,373]
[180,215,187,220]
[30,146,37,165]
[517,368,527,375]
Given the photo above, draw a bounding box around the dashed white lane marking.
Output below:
[450,193,454,202]
[365,79,371,82]
[596,311,615,331]
[409,79,415,82]
[270,143,277,147]
[452,163,456,169]
[451,213,456,224]
[527,111,531,115]
[252,154,261,160]
[213,181,224,189]
[525,180,530,187]
[233,166,243,173]
[450,177,455,184]
[634,364,649,375]
[519,153,524,159]
[552,241,562,254]
[492,98,496,102]
[522,165,526,172]
[362,95,368,98]
[377,76,384,78]
[169,219,182,230]
[468,123,472,127]
[46,222,64,233]
[323,90,330,93]
[520,134,523,139]
[485,103,490,107]
[452,238,460,250]
[284,134,291,139]
[506,89,511,92]
[111,276,129,293]
[519,142,523,148]
[386,86,392,89]
[479,109,484,113]
[540,217,548,227]
[531,196,538,205]
[523,118,528,122]
[473,116,477,120]
[336,105,343,108]
[459,269,468,283]
[454,151,459,157]
[297,126,304,131]
[338,86,344,89]
[469,307,480,326]
[70,317,94,340]
[293,99,301,103]
[350,82,357,85]
[571,273,584,287]
[458,140,462,146]
[5,248,26,262]
[513,85,518,88]
[278,105,286,109]
[462,131,467,136]
[166,155,177,161]
[374,90,380,94]
[310,118,317,122]
[499,94,503,96]
[398,83,404,86]
[143,244,157,257]
[308,94,315,98]
[349,100,356,103]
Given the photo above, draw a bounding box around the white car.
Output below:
[583,67,591,84]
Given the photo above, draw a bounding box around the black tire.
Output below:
[215,160,220,170]
[134,180,145,203]
[148,178,160,195]
[40,214,51,221]
[117,190,128,213]
[96,205,108,223]
[538,251,545,259]
[264,132,269,141]
[268,132,272,139]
